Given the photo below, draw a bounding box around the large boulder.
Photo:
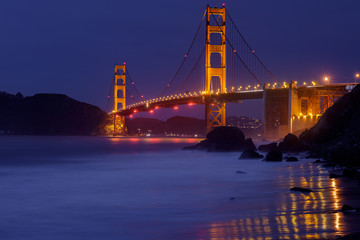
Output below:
[264,150,282,162]
[286,156,299,162]
[258,142,278,152]
[183,126,251,152]
[278,133,306,153]
[239,149,263,159]
[243,138,257,151]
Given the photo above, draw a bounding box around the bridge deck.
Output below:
[114,83,357,117]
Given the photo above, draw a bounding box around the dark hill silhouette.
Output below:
[0,92,108,135]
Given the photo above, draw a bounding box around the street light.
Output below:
[324,76,329,85]
[355,73,359,83]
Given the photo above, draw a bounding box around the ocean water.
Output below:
[0,136,359,240]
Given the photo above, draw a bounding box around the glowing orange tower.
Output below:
[113,64,127,135]
[205,6,226,133]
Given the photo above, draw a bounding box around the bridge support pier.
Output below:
[204,6,226,133]
[264,82,353,139]
[205,96,226,133]
[114,114,126,136]
[264,88,289,140]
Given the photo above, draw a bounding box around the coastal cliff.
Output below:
[300,84,360,165]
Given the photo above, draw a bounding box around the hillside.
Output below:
[0,92,108,135]
[299,84,360,165]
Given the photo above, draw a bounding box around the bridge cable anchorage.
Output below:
[157,8,207,98]
[226,11,280,86]
[174,46,206,94]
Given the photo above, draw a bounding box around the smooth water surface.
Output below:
[0,136,359,240]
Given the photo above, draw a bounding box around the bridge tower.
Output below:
[113,64,127,135]
[205,6,226,133]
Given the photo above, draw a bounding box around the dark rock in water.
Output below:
[286,157,299,162]
[183,126,251,152]
[206,126,245,145]
[229,197,236,200]
[264,150,282,162]
[235,170,246,174]
[290,187,313,193]
[258,142,278,152]
[341,204,357,213]
[239,149,263,159]
[244,138,257,151]
[314,159,324,163]
[278,133,306,152]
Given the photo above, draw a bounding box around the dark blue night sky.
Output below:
[1,0,360,119]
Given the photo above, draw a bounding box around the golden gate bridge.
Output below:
[107,5,357,139]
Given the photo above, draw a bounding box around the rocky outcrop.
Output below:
[239,149,263,159]
[299,85,360,165]
[264,150,282,162]
[258,142,278,152]
[286,156,299,162]
[183,126,254,152]
[278,133,307,153]
[243,138,257,151]
[0,92,109,135]
[341,204,358,213]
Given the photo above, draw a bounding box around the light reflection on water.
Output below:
[1,136,359,240]
[108,137,200,144]
[203,164,346,240]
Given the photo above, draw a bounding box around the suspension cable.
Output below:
[174,47,205,94]
[157,8,207,97]
[105,71,115,111]
[209,8,263,87]
[126,68,143,99]
[226,10,280,85]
